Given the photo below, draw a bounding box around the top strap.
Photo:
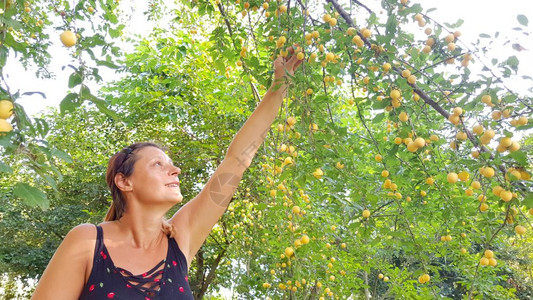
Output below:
[93,225,104,263]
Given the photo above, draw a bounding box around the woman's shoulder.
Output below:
[66,223,98,240]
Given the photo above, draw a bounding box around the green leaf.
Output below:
[13,183,49,209]
[96,60,120,69]
[506,55,519,71]
[109,28,122,38]
[516,123,533,131]
[372,112,385,123]
[0,46,7,68]
[51,148,73,163]
[507,151,527,166]
[0,161,13,173]
[68,72,83,88]
[523,193,533,207]
[80,87,119,120]
[385,14,398,36]
[517,14,529,26]
[60,93,80,114]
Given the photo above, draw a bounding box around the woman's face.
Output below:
[125,146,183,206]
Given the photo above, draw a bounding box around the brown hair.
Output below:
[104,142,164,221]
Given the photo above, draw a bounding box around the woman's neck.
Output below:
[115,212,166,250]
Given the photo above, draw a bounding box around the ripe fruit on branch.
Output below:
[447,43,456,51]
[361,28,371,38]
[481,167,495,178]
[480,257,489,266]
[447,172,458,183]
[444,34,455,43]
[472,124,483,135]
[458,171,469,181]
[0,100,14,119]
[313,168,323,179]
[418,274,430,284]
[0,119,13,132]
[500,190,512,202]
[60,30,77,47]
[515,225,526,235]
[362,209,370,218]
[352,36,364,47]
[390,89,401,100]
[284,247,294,257]
[398,111,408,122]
[300,235,309,244]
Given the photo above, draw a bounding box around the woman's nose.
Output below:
[170,166,181,176]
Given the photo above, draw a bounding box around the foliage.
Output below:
[0,0,532,299]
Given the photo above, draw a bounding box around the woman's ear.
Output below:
[115,173,133,192]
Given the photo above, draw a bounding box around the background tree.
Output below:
[0,0,532,299]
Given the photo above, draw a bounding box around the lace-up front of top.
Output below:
[79,225,193,300]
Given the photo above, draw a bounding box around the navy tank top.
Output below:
[79,225,193,300]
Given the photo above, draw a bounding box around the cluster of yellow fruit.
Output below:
[480,250,498,267]
[401,69,417,85]
[481,94,495,106]
[322,13,337,27]
[448,107,463,125]
[505,168,530,181]
[414,13,426,27]
[378,273,390,282]
[323,75,342,86]
[292,233,310,247]
[406,137,426,153]
[239,46,247,57]
[275,35,286,48]
[509,116,529,127]
[479,166,495,178]
[421,37,434,54]
[313,168,323,179]
[418,273,431,284]
[446,171,470,184]
[496,136,520,153]
[0,100,14,132]
[440,234,452,242]
[389,89,402,109]
[274,278,309,293]
[309,123,318,133]
[492,185,515,202]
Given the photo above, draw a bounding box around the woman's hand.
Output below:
[272,45,303,87]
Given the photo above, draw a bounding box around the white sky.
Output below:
[5,0,533,117]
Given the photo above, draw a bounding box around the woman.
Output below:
[31,49,302,299]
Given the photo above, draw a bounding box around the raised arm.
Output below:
[171,49,302,266]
